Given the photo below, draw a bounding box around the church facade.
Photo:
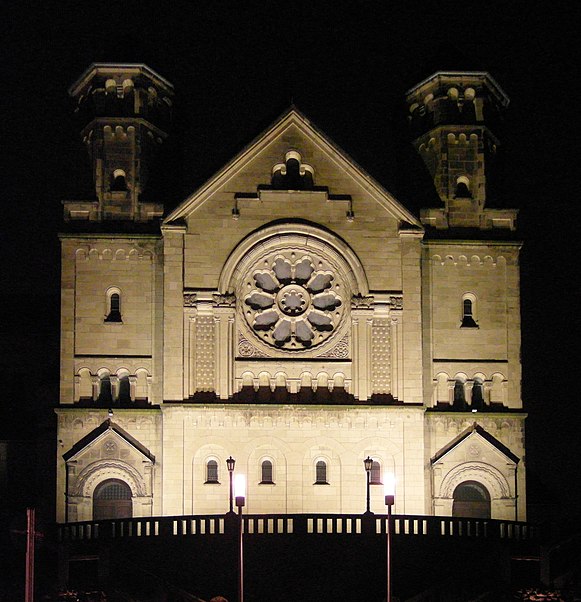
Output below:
[56,64,525,525]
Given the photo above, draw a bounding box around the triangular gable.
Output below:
[63,419,155,463]
[164,107,423,229]
[431,422,519,465]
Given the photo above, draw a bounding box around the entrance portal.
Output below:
[93,478,132,520]
[452,480,491,518]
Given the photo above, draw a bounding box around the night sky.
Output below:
[1,2,579,526]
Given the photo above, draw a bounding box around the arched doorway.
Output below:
[93,479,132,520]
[452,481,491,518]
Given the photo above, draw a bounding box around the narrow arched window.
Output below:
[471,378,484,410]
[454,175,472,198]
[453,379,466,410]
[110,169,127,191]
[315,460,328,485]
[464,298,473,317]
[260,460,274,484]
[205,460,219,484]
[118,374,131,404]
[461,294,478,328]
[97,373,113,403]
[371,460,382,485]
[105,290,122,323]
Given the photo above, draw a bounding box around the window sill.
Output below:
[204,481,221,485]
[259,481,275,485]
[313,482,329,485]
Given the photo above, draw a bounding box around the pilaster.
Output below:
[400,231,424,403]
[162,224,186,401]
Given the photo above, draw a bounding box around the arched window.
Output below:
[135,369,149,401]
[315,460,328,485]
[97,373,113,403]
[105,289,122,323]
[452,481,491,519]
[93,479,132,520]
[453,378,466,410]
[370,460,382,485]
[260,460,274,484]
[454,175,472,198]
[118,374,131,404]
[110,168,127,191]
[471,377,484,410]
[205,460,219,484]
[461,294,478,328]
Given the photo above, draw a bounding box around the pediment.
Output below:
[164,108,422,229]
[431,423,519,466]
[63,419,155,464]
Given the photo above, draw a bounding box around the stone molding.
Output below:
[71,459,150,497]
[437,461,511,499]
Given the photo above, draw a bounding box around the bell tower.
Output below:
[406,72,515,230]
[66,63,174,222]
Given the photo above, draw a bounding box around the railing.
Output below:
[59,513,540,543]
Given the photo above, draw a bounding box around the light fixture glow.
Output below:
[234,473,246,498]
[384,473,396,498]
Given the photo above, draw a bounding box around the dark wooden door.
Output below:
[452,481,491,519]
[93,479,132,520]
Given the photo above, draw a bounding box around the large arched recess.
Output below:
[218,221,369,297]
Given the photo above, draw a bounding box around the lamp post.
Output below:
[364,456,373,515]
[226,456,236,514]
[234,473,246,602]
[384,473,395,602]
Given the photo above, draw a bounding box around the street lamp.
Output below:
[364,456,373,515]
[226,456,236,514]
[234,473,246,602]
[384,473,396,602]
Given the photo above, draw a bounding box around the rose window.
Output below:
[244,254,343,349]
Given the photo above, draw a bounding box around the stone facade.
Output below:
[56,65,526,524]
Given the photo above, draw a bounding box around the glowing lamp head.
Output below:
[384,473,395,507]
[234,473,246,508]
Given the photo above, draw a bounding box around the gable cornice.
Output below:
[431,422,520,465]
[63,419,155,463]
[164,108,423,229]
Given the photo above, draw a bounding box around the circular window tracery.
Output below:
[243,252,344,350]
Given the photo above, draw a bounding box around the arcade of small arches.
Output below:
[237,370,348,393]
[75,246,155,262]
[75,367,151,404]
[433,372,507,409]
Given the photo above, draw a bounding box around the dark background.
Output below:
[1,1,578,532]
